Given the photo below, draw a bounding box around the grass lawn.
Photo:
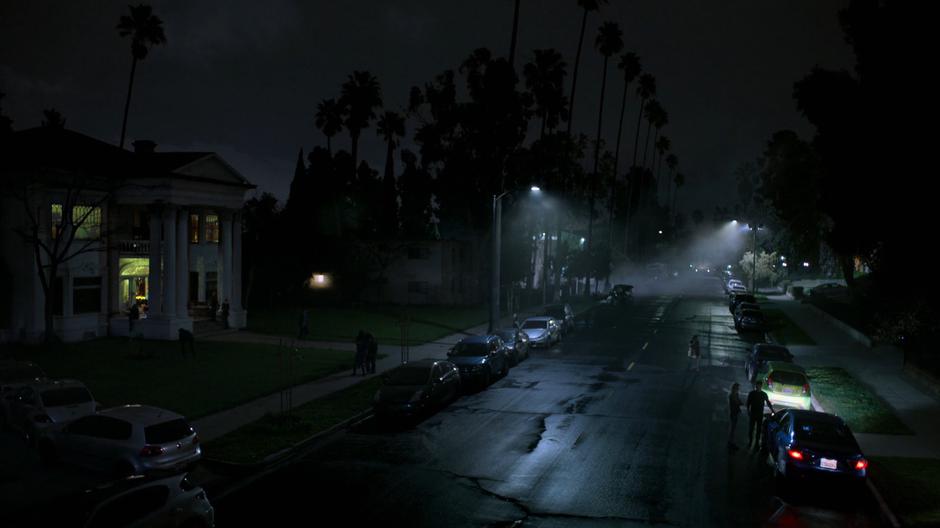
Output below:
[762,308,816,345]
[806,366,912,435]
[249,305,488,345]
[8,338,357,419]
[205,377,382,464]
[870,456,940,527]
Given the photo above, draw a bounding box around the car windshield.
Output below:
[0,365,44,383]
[496,331,516,342]
[522,320,546,329]
[41,387,92,407]
[758,348,790,361]
[452,342,489,356]
[794,419,855,447]
[769,371,805,387]
[145,418,194,444]
[385,366,429,386]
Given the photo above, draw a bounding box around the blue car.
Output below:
[447,335,509,388]
[763,409,868,487]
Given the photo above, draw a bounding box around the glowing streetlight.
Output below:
[658,230,663,235]
[491,186,544,332]
[530,185,541,192]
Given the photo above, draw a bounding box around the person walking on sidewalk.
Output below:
[366,332,378,374]
[746,381,775,450]
[353,330,368,376]
[688,335,701,371]
[728,382,742,450]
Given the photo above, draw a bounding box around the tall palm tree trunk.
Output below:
[509,0,521,68]
[631,98,646,167]
[587,56,609,253]
[607,78,630,250]
[642,119,653,168]
[566,9,590,135]
[119,56,138,149]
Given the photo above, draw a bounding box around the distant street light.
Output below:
[658,230,663,235]
[803,262,810,268]
[530,185,541,192]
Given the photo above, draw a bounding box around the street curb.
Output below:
[809,384,901,527]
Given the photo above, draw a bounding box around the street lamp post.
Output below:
[750,223,759,294]
[489,187,542,333]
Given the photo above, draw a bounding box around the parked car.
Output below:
[729,293,757,313]
[495,328,529,365]
[8,379,97,444]
[373,359,461,420]
[607,284,634,305]
[520,316,561,347]
[755,361,812,410]
[0,360,46,429]
[763,409,868,486]
[447,335,509,387]
[734,309,766,333]
[745,344,794,383]
[11,472,215,528]
[40,404,201,477]
[729,283,749,295]
[726,278,745,292]
[809,283,848,299]
[543,304,575,334]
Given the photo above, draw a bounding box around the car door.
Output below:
[441,363,459,400]
[428,364,443,405]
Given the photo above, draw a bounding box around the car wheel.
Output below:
[482,367,492,387]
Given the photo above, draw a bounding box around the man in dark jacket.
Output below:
[746,381,775,450]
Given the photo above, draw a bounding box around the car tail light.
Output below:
[802,383,810,395]
[33,414,53,423]
[787,449,804,460]
[140,445,165,457]
[766,377,774,390]
[855,458,868,470]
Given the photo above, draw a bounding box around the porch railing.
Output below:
[118,240,150,255]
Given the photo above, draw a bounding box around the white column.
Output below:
[162,207,177,317]
[147,209,162,315]
[220,211,233,308]
[231,212,242,311]
[177,209,190,316]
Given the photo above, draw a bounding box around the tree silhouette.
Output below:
[523,49,569,139]
[672,171,685,219]
[632,73,656,167]
[654,134,671,198]
[315,98,345,155]
[508,0,521,68]
[567,0,608,135]
[376,111,405,236]
[41,109,66,129]
[116,4,166,149]
[641,99,665,168]
[340,71,383,174]
[586,21,622,258]
[664,152,678,212]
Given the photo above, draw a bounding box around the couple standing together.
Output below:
[354,330,378,376]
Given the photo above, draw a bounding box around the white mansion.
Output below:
[0,127,254,342]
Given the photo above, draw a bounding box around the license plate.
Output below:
[782,387,793,394]
[820,458,837,469]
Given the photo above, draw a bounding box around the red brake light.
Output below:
[802,383,810,395]
[140,445,165,457]
[766,376,774,390]
[33,414,53,423]
[787,449,804,460]
[855,458,868,470]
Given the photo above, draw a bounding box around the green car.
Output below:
[755,361,812,410]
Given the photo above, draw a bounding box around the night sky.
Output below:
[1,0,853,212]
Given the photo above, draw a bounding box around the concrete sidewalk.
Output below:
[765,295,940,459]
[192,310,550,442]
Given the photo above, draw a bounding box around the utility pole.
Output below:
[751,224,758,294]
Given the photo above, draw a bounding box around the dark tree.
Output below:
[340,71,383,175]
[41,109,66,129]
[315,98,345,154]
[567,0,608,135]
[116,4,166,149]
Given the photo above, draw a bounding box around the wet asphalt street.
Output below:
[215,279,882,527]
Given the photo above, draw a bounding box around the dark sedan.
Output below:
[447,335,509,387]
[495,328,529,365]
[373,359,461,420]
[763,410,868,487]
[734,309,766,333]
[745,343,794,382]
[729,293,757,313]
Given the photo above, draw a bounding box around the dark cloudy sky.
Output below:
[0,0,853,212]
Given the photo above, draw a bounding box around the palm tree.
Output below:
[340,71,383,172]
[509,0,522,68]
[523,49,568,139]
[567,0,608,135]
[586,21,622,256]
[654,135,671,196]
[315,98,345,155]
[664,153,678,211]
[672,171,686,219]
[376,111,405,235]
[607,52,641,250]
[641,99,664,169]
[116,4,166,149]
[632,73,656,167]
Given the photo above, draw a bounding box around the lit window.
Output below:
[189,214,200,243]
[51,204,63,238]
[205,214,219,243]
[72,206,101,239]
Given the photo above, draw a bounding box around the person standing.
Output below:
[209,295,219,322]
[746,381,775,450]
[367,332,378,374]
[128,302,140,334]
[728,382,743,450]
[298,309,309,340]
[688,335,701,371]
[353,330,368,376]
[221,299,230,329]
